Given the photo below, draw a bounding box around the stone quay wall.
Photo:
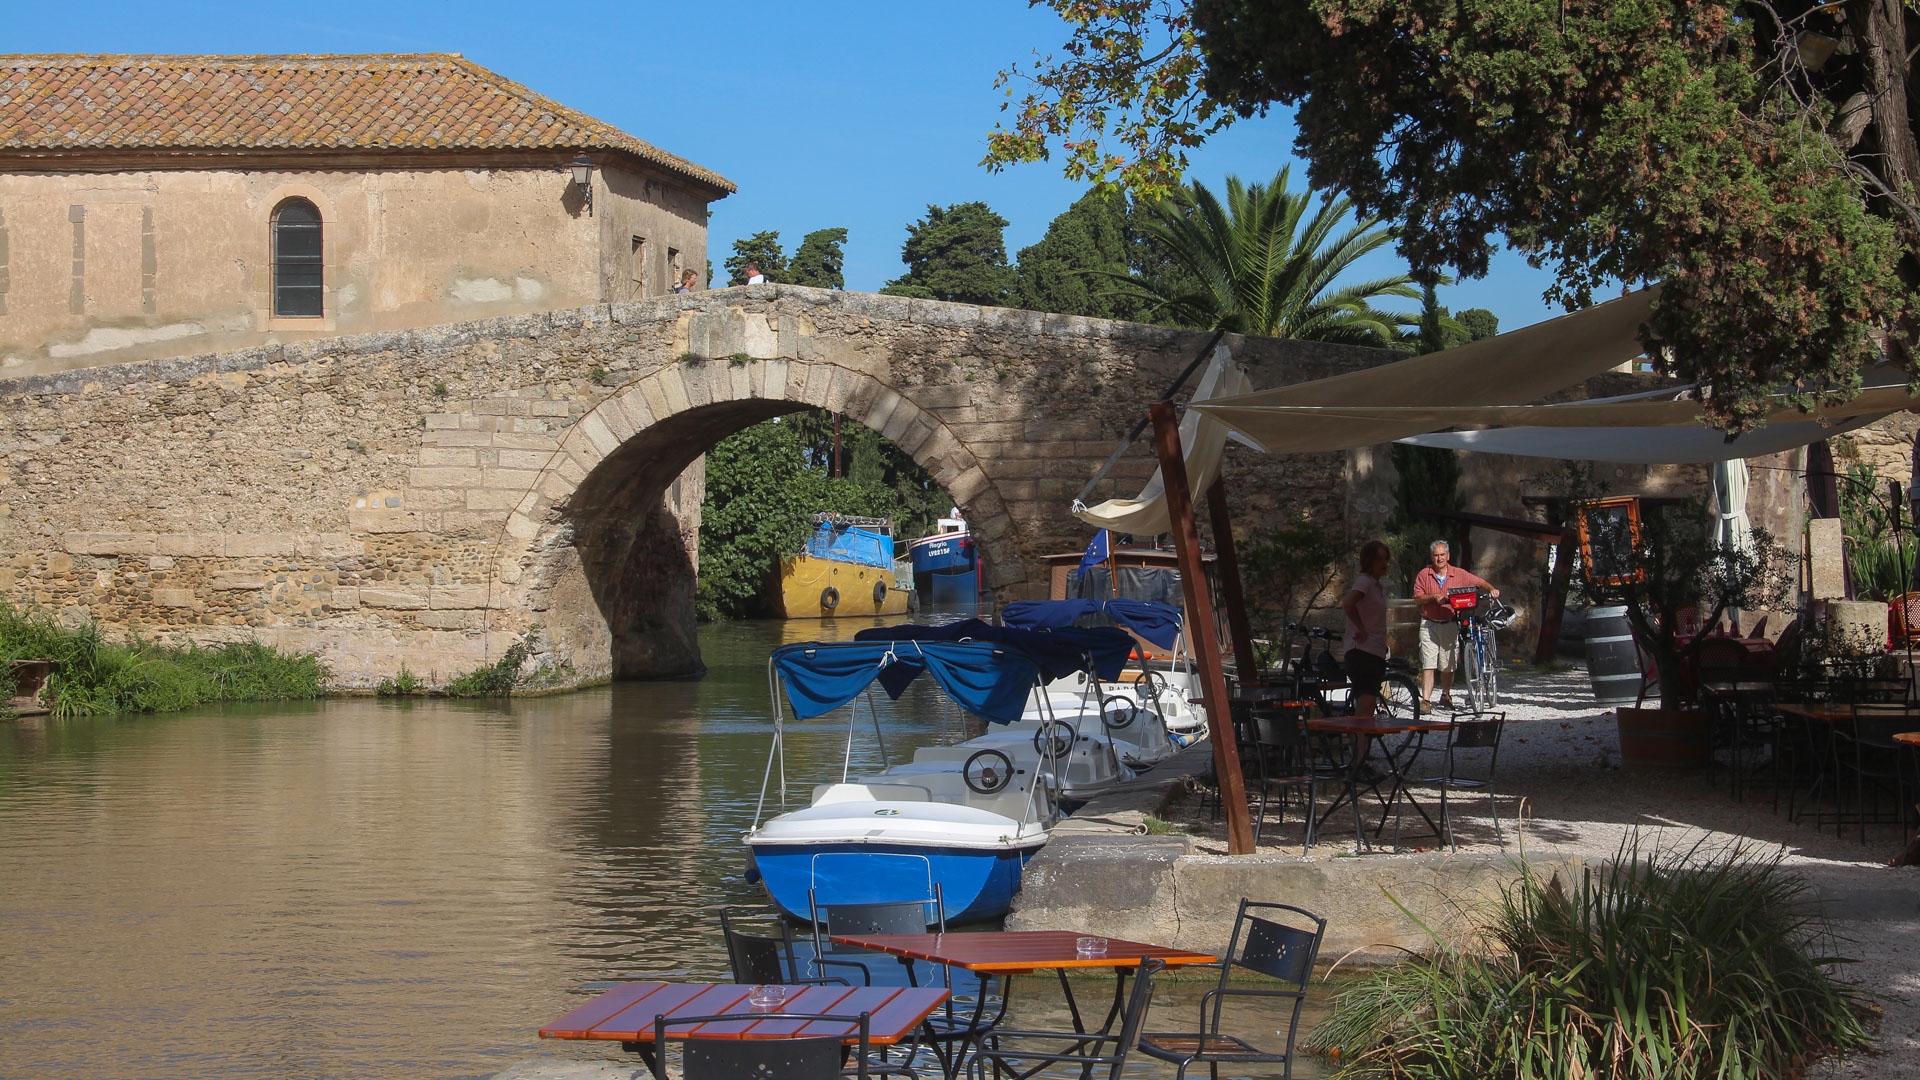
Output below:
[0,286,1391,690]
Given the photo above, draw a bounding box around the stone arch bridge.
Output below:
[0,286,1383,689]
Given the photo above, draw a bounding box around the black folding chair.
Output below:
[1248,706,1323,853]
[1832,706,1920,844]
[1414,713,1506,851]
[968,957,1163,1080]
[807,887,997,1078]
[719,908,848,987]
[1138,900,1326,1080]
[650,1011,906,1080]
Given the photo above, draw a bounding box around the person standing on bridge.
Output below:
[744,263,767,285]
[673,269,697,294]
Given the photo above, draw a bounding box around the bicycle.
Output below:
[1446,587,1515,713]
[1277,622,1421,722]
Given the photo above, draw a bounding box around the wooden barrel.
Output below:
[1616,707,1709,767]
[1585,604,1643,705]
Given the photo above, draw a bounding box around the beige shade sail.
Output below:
[1073,344,1252,535]
[1184,286,1661,454]
[1194,383,1920,454]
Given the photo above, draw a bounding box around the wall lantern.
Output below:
[569,151,595,216]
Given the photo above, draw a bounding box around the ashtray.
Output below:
[747,985,788,1010]
[1075,936,1109,957]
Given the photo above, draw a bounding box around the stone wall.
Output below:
[0,161,712,379]
[0,286,1392,689]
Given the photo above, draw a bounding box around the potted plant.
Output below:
[1551,464,1794,765]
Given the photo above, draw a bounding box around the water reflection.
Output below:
[0,617,1325,1079]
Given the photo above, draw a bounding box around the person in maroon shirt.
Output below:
[1411,540,1499,709]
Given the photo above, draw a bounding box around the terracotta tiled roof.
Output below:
[0,53,734,192]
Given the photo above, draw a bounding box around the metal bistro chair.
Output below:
[1832,704,1920,845]
[1248,706,1323,854]
[650,1010,907,1080]
[1413,713,1507,851]
[1138,900,1327,1080]
[807,888,999,1078]
[719,908,849,987]
[968,957,1163,1080]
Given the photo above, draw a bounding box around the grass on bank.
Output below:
[0,603,328,718]
[1308,839,1872,1080]
[377,630,557,698]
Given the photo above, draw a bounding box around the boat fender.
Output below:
[963,749,1015,794]
[820,586,840,610]
[1033,720,1076,758]
[872,580,888,605]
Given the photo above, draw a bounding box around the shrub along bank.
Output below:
[1308,839,1872,1079]
[0,603,328,718]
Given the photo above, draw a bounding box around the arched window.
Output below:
[271,198,324,317]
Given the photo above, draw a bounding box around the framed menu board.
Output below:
[1575,496,1646,586]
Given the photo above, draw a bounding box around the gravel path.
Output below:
[1175,667,1920,1077]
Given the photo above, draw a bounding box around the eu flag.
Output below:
[1077,529,1110,574]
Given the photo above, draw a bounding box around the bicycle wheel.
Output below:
[1462,631,1487,714]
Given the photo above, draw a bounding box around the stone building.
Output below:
[0,53,734,378]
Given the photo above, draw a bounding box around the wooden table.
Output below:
[1895,732,1920,747]
[1307,714,1457,850]
[540,981,949,1066]
[829,930,1217,1063]
[1775,703,1920,724]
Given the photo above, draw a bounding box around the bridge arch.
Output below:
[502,353,1019,681]
[0,285,1387,690]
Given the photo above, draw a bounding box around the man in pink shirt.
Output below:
[1411,540,1499,709]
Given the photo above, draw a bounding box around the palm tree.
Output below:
[1121,167,1419,346]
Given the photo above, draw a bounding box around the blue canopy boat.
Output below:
[743,638,1053,923]
[1000,598,1208,747]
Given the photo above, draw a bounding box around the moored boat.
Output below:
[743,638,1054,923]
[774,513,912,619]
[907,516,981,607]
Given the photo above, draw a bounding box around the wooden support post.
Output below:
[1151,401,1255,855]
[1535,533,1577,665]
[1206,477,1259,682]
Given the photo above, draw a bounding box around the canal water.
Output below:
[0,618,1329,1079]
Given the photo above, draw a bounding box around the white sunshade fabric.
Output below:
[1073,344,1251,536]
[1187,282,1920,461]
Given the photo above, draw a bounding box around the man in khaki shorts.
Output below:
[1411,540,1498,710]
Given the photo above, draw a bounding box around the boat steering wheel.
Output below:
[1032,720,1076,758]
[963,749,1015,794]
[1101,698,1140,730]
[1135,669,1169,705]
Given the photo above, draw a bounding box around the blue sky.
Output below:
[12,0,1567,332]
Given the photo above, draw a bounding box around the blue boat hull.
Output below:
[748,843,1037,924]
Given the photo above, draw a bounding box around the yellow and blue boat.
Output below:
[774,514,912,619]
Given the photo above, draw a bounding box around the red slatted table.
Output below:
[828,930,1216,1050]
[540,981,948,1067]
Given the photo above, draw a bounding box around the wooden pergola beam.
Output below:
[1150,401,1254,855]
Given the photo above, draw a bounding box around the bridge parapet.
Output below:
[0,286,1389,689]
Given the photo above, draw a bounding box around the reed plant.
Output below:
[1309,839,1871,1079]
[0,603,327,717]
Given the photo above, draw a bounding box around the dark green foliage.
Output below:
[1455,307,1498,343]
[376,666,422,696]
[1116,168,1417,343]
[1239,516,1349,636]
[725,231,786,285]
[1839,460,1917,601]
[884,202,1015,305]
[1011,189,1139,319]
[1186,0,1916,427]
[443,633,537,697]
[697,409,944,621]
[0,602,328,718]
[789,228,849,289]
[1310,840,1872,1079]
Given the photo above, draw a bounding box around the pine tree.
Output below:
[725,232,786,285]
[789,228,849,290]
[1012,189,1135,319]
[881,202,1014,306]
